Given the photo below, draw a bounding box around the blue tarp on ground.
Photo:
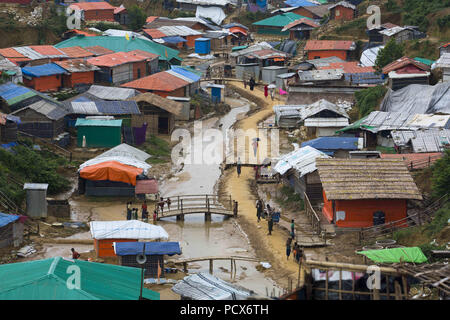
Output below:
[284,0,317,7]
[301,137,360,154]
[114,242,182,256]
[22,63,67,78]
[0,212,19,228]
[162,36,187,44]
[171,66,201,82]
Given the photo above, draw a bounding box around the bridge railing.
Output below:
[156,194,234,214]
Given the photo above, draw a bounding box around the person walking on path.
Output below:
[244,78,247,89]
[126,202,132,220]
[264,85,268,98]
[249,77,255,91]
[133,208,138,220]
[237,158,242,177]
[166,198,171,211]
[291,219,295,239]
[256,199,263,222]
[142,201,148,221]
[269,86,275,101]
[267,205,273,235]
[286,238,292,260]
[153,209,158,224]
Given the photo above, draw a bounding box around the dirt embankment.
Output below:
[0,27,60,48]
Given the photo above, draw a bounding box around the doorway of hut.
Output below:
[158,117,169,134]
[373,211,386,226]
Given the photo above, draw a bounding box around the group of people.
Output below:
[286,237,303,264]
[244,77,256,91]
[255,200,276,235]
[125,197,173,223]
[264,84,275,101]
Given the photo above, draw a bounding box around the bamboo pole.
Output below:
[305,260,399,274]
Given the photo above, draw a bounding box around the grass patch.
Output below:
[143,135,171,165]
[274,185,304,211]
[376,146,397,154]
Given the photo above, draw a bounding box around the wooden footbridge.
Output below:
[156,194,238,221]
[171,255,260,279]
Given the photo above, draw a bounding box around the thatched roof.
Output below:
[316,158,422,200]
[128,92,183,116]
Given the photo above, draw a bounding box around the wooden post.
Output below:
[386,275,390,300]
[373,288,380,300]
[338,269,342,300]
[394,281,402,300]
[230,259,233,279]
[229,195,232,211]
[209,259,213,274]
[325,269,329,300]
[205,197,211,221]
[402,275,408,300]
[352,273,356,300]
[183,262,188,273]
[233,201,238,217]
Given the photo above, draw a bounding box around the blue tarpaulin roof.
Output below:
[170,66,201,82]
[162,36,187,44]
[284,0,317,7]
[114,242,181,256]
[0,83,33,101]
[0,212,20,228]
[22,63,67,78]
[301,137,361,153]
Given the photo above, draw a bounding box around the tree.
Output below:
[431,150,450,199]
[354,85,387,118]
[127,5,147,31]
[374,38,404,73]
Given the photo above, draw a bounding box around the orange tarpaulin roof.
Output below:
[80,161,143,186]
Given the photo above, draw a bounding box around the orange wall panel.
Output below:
[84,9,115,22]
[64,72,95,88]
[307,50,348,60]
[292,7,317,19]
[25,75,61,92]
[132,61,148,80]
[95,238,138,258]
[331,6,355,21]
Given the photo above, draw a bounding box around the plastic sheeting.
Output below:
[90,220,169,240]
[278,40,297,56]
[273,146,329,176]
[171,272,254,300]
[0,212,20,228]
[114,241,181,256]
[79,161,144,186]
[360,46,384,67]
[358,247,428,264]
[196,6,226,25]
[96,143,150,162]
[380,82,450,115]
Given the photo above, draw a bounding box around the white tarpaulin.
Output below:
[273,146,329,176]
[90,220,169,240]
[360,46,384,67]
[196,6,226,25]
[78,156,152,175]
[96,143,150,162]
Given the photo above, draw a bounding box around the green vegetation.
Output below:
[402,0,450,32]
[143,135,171,164]
[354,85,388,119]
[37,4,68,44]
[0,141,71,206]
[238,11,271,30]
[430,150,450,199]
[404,39,439,61]
[333,17,366,34]
[374,38,404,73]
[127,5,147,31]
[275,186,304,211]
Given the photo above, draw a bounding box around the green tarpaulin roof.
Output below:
[414,57,435,66]
[253,13,311,27]
[357,247,428,264]
[232,45,248,52]
[335,115,374,133]
[55,36,181,63]
[0,257,160,300]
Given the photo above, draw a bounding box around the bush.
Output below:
[144,135,171,164]
[430,150,450,199]
[374,38,404,73]
[127,5,147,31]
[275,186,304,211]
[354,85,387,118]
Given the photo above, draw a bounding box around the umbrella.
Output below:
[268,84,276,89]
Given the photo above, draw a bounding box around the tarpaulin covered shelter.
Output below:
[172,272,255,300]
[90,220,169,257]
[301,136,363,157]
[114,241,181,277]
[358,247,428,264]
[75,118,122,148]
[0,212,24,249]
[21,63,67,92]
[0,257,160,300]
[79,161,143,186]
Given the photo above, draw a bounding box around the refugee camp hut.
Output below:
[379,26,419,45]
[435,53,450,82]
[85,85,141,101]
[222,23,249,42]
[69,2,116,22]
[253,13,307,36]
[0,257,161,300]
[169,66,202,96]
[440,43,450,57]
[194,38,211,54]
[75,118,122,148]
[129,92,183,135]
[382,57,430,91]
[0,212,24,249]
[21,63,67,92]
[114,242,181,277]
[0,113,20,143]
[0,56,22,84]
[366,23,399,44]
[54,59,100,89]
[121,71,190,98]
[328,1,356,21]
[281,2,332,20]
[23,183,48,218]
[114,5,129,25]
[281,18,320,40]
[298,99,350,137]
[301,136,363,157]
[203,31,235,51]
[172,272,256,300]
[57,46,96,59]
[206,84,225,103]
[273,146,330,203]
[262,66,289,85]
[10,100,67,139]
[77,144,151,196]
[90,220,169,258]
[274,105,303,128]
[87,51,150,85]
[157,26,204,49]
[235,63,260,82]
[296,69,345,86]
[167,96,191,120]
[84,45,115,57]
[276,72,296,91]
[316,158,423,228]
[304,40,356,61]
[391,129,450,154]
[135,179,159,200]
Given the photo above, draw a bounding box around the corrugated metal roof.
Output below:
[13,47,45,60]
[121,71,189,92]
[95,101,140,115]
[253,13,306,27]
[316,158,423,200]
[435,53,450,68]
[87,85,139,101]
[306,56,345,68]
[142,29,167,39]
[282,18,320,32]
[298,69,344,81]
[70,2,115,10]
[382,56,430,74]
[164,70,191,84]
[304,40,355,51]
[96,143,150,162]
[12,100,67,120]
[304,117,349,127]
[318,61,375,74]
[84,45,115,56]
[379,26,406,37]
[54,59,99,73]
[273,145,329,176]
[0,48,28,60]
[75,118,123,127]
[329,1,356,10]
[411,130,450,153]
[87,51,149,67]
[21,63,67,77]
[58,46,95,58]
[23,183,48,190]
[157,25,203,37]
[28,46,67,58]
